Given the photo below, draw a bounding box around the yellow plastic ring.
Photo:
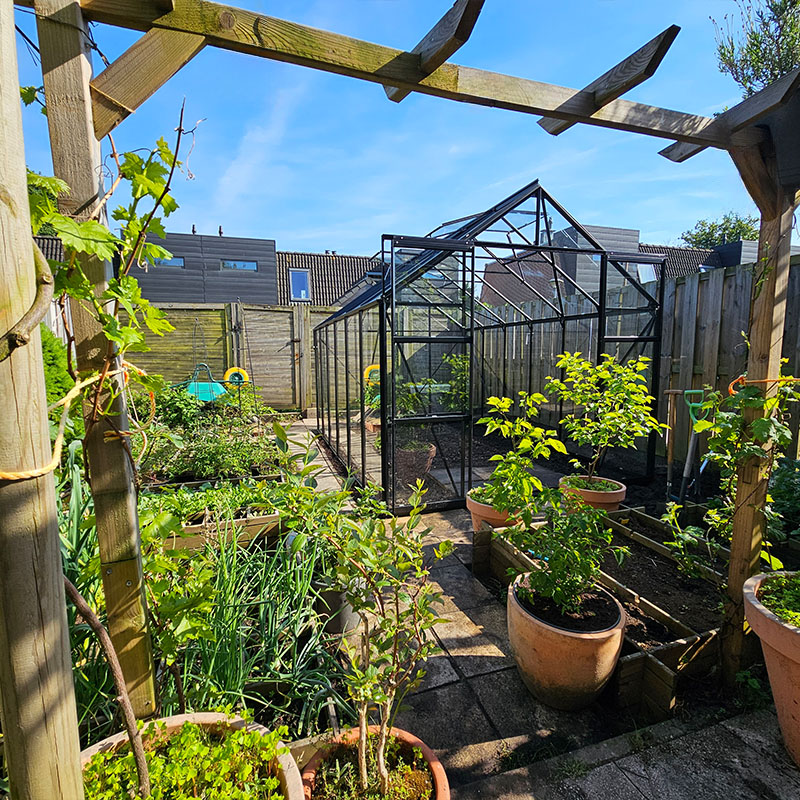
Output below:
[223,367,250,385]
[364,364,381,385]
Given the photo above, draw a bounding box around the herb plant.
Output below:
[545,352,663,484]
[472,393,565,512]
[758,573,800,627]
[661,502,723,579]
[504,489,627,614]
[83,718,289,800]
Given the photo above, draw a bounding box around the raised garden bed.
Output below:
[472,512,723,722]
[164,512,282,551]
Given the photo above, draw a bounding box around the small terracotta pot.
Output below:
[80,712,304,799]
[743,572,800,766]
[301,725,449,799]
[507,575,626,710]
[465,491,513,531]
[558,475,626,511]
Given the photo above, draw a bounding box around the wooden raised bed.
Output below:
[472,517,721,722]
[164,512,282,551]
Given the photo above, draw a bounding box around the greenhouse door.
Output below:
[380,235,475,512]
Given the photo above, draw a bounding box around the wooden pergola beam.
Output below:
[539,24,680,136]
[383,0,485,103]
[18,0,762,149]
[659,66,800,163]
[91,27,206,139]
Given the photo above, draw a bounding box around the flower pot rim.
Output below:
[301,725,449,800]
[744,571,800,634]
[559,475,626,493]
[510,574,625,637]
[79,712,303,799]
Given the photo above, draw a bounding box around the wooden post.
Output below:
[35,0,157,717]
[294,303,312,413]
[723,142,798,685]
[0,2,85,795]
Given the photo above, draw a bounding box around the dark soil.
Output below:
[515,588,620,632]
[602,533,724,633]
[622,602,674,649]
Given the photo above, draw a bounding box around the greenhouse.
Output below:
[313,180,668,512]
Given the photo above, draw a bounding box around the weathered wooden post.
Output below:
[0,1,84,795]
[35,0,157,718]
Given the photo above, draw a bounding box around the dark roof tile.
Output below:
[276,251,378,306]
[638,243,722,279]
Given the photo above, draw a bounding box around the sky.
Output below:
[14,0,768,257]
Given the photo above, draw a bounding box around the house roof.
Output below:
[479,250,565,306]
[34,235,65,262]
[637,243,722,279]
[276,251,378,306]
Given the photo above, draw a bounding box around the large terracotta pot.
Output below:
[507,575,626,710]
[301,725,449,800]
[559,475,626,511]
[743,572,800,766]
[80,712,304,799]
[465,490,513,531]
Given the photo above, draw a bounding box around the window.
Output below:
[637,263,657,284]
[153,256,184,268]
[221,259,258,271]
[289,269,311,301]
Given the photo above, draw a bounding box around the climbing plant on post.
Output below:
[0,2,84,796]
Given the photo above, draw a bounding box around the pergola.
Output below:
[1,1,798,796]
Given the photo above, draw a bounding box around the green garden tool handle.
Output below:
[683,389,709,424]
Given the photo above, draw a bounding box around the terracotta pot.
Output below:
[743,572,800,766]
[80,712,304,799]
[465,491,513,531]
[301,725,449,800]
[559,475,626,511]
[507,575,626,710]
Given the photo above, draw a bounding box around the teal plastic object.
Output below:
[183,363,227,402]
[683,389,709,424]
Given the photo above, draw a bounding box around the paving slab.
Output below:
[433,610,510,677]
[429,562,494,614]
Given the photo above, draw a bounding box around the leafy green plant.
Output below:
[441,352,470,412]
[317,484,451,796]
[471,393,565,512]
[504,489,627,614]
[770,457,800,540]
[758,572,800,626]
[661,503,723,579]
[734,668,773,710]
[545,352,663,483]
[82,717,289,800]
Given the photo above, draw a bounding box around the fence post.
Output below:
[294,303,312,412]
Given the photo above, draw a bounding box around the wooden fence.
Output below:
[129,302,337,410]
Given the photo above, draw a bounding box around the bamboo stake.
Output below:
[0,1,84,795]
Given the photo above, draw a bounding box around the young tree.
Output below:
[714,0,800,97]
[680,211,760,248]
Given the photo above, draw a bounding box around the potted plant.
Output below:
[743,571,800,765]
[546,352,663,510]
[301,483,453,798]
[393,380,437,486]
[503,490,628,710]
[466,393,566,530]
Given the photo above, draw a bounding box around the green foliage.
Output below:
[692,374,800,567]
[441,352,470,412]
[714,0,800,97]
[734,668,773,710]
[27,170,66,235]
[546,352,663,481]
[504,489,627,614]
[770,457,800,539]
[326,485,451,795]
[151,386,206,429]
[680,211,760,249]
[83,719,288,800]
[472,393,565,512]
[661,503,722,579]
[758,572,800,626]
[40,324,73,406]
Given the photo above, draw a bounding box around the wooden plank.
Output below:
[0,5,85,792]
[56,0,748,148]
[36,0,158,718]
[699,267,725,392]
[168,513,281,550]
[385,0,485,103]
[641,652,678,719]
[539,25,680,135]
[659,67,800,164]
[676,272,699,455]
[91,27,206,138]
[658,276,676,423]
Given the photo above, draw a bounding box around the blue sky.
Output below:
[15,1,763,256]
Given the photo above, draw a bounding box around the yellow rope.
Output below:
[0,367,124,481]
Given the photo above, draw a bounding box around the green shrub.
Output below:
[758,572,800,627]
[40,323,72,406]
[771,457,800,540]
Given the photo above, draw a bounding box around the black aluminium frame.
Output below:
[312,180,667,513]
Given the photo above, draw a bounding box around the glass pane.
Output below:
[290,270,311,300]
[221,259,257,271]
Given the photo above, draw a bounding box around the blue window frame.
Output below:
[221,259,258,271]
[290,269,311,301]
[153,256,185,268]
